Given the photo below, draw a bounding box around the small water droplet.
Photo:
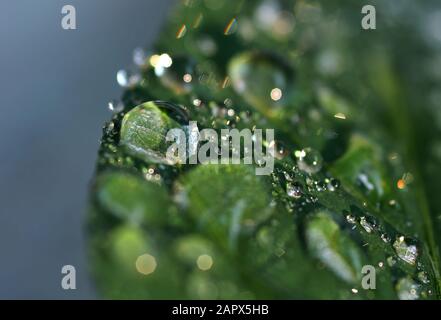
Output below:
[327,178,340,191]
[345,214,356,224]
[286,182,302,199]
[360,216,374,233]
[381,233,391,243]
[417,271,430,284]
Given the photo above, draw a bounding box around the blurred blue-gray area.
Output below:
[0,0,172,298]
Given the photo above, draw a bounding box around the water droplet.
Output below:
[286,182,302,199]
[381,233,391,243]
[105,121,115,135]
[228,51,293,113]
[119,101,184,164]
[326,178,340,191]
[193,98,202,107]
[360,216,374,233]
[314,180,327,192]
[396,277,421,300]
[345,214,356,224]
[393,236,418,265]
[388,199,398,207]
[417,271,430,284]
[268,140,289,160]
[295,147,323,174]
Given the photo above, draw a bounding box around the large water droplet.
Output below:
[359,216,375,233]
[119,101,183,164]
[345,214,356,224]
[228,51,294,114]
[294,147,323,174]
[393,236,418,265]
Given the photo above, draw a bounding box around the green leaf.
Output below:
[88,0,441,299]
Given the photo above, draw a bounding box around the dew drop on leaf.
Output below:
[393,236,418,265]
[119,101,183,164]
[360,216,374,233]
[228,51,293,113]
[295,147,323,174]
[286,182,302,199]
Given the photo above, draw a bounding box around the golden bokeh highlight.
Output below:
[135,254,157,275]
[183,73,192,83]
[397,179,406,190]
[176,24,187,39]
[334,112,346,120]
[270,88,282,101]
[196,254,213,271]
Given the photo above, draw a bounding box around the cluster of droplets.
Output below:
[92,0,441,300]
[341,206,434,299]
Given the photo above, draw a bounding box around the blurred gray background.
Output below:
[0,0,173,298]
